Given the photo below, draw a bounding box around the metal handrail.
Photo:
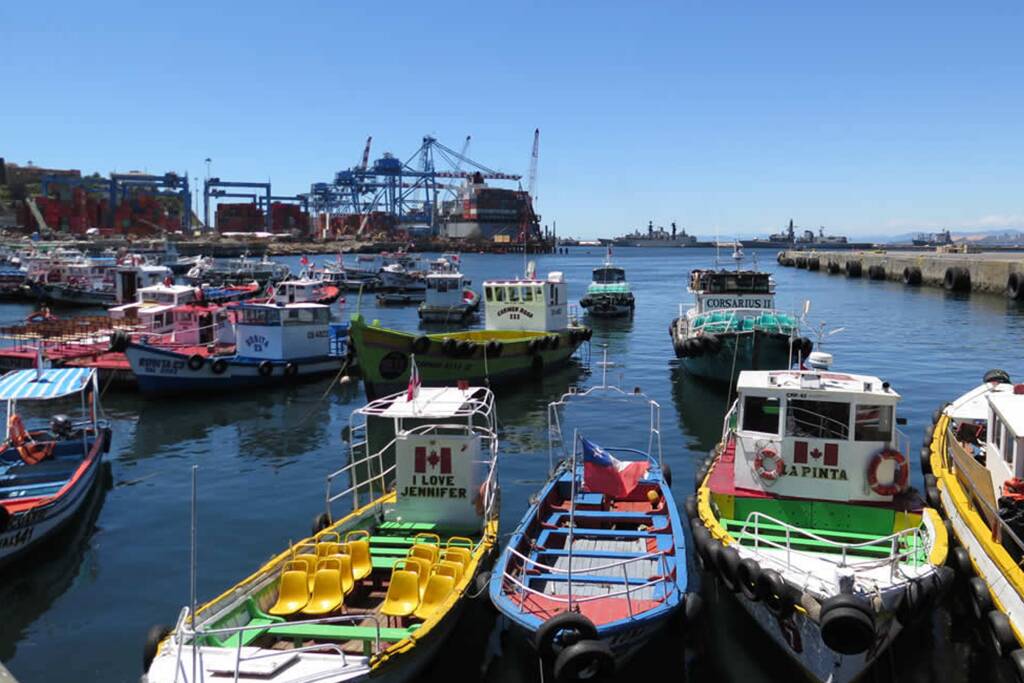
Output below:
[501,571,669,611]
[505,544,667,576]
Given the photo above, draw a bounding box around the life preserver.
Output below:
[7,414,54,465]
[755,448,784,481]
[867,448,909,496]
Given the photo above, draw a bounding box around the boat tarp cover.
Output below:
[0,367,93,401]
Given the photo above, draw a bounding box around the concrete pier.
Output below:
[777,249,1024,297]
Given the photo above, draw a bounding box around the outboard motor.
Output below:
[50,414,73,439]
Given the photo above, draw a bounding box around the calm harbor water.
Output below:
[3,247,1021,682]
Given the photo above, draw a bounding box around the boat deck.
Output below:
[0,437,95,505]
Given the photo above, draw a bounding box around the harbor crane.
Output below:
[527,128,540,201]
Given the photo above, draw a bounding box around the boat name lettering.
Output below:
[399,473,467,499]
[0,527,33,549]
[306,330,328,340]
[785,465,848,480]
[701,296,773,309]
[245,335,270,352]
[6,508,46,529]
[496,306,534,319]
[138,357,185,375]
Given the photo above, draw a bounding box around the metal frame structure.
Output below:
[40,171,191,232]
[202,178,308,233]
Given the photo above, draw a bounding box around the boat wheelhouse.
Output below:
[926,371,1024,678]
[0,367,111,565]
[418,272,478,324]
[348,266,590,400]
[268,277,343,306]
[669,268,809,384]
[690,361,951,683]
[144,384,499,683]
[579,254,634,318]
[491,361,693,678]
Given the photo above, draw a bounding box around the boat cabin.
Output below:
[592,265,626,285]
[689,269,775,314]
[730,368,904,503]
[270,278,325,305]
[114,263,174,305]
[110,285,232,345]
[946,383,1024,497]
[424,273,468,309]
[483,272,569,332]
[235,302,331,361]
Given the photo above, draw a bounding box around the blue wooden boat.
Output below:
[0,367,110,565]
[489,367,697,681]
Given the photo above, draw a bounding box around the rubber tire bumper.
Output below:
[819,594,875,655]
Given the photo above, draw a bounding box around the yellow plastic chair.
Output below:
[403,555,433,597]
[345,531,372,582]
[441,548,471,571]
[437,560,463,584]
[412,533,441,563]
[381,560,421,620]
[316,541,341,558]
[302,558,344,616]
[413,572,456,621]
[291,546,319,591]
[336,553,356,595]
[268,562,311,616]
[444,538,473,569]
[409,544,439,565]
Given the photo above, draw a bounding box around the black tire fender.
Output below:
[948,546,973,577]
[683,591,703,624]
[845,261,862,278]
[661,463,673,488]
[757,569,794,616]
[109,330,129,353]
[552,639,614,683]
[211,358,228,375]
[486,340,502,357]
[903,266,922,286]
[819,594,876,655]
[312,512,331,536]
[284,362,298,377]
[442,338,458,356]
[807,257,820,271]
[737,558,762,601]
[534,612,598,661]
[691,524,712,570]
[187,354,204,371]
[968,576,993,622]
[1008,272,1024,300]
[412,336,431,354]
[716,546,741,593]
[944,267,971,292]
[258,360,273,377]
[143,624,173,671]
[987,610,1016,657]
[920,446,933,475]
[1008,649,1024,682]
[703,334,722,354]
[684,495,697,519]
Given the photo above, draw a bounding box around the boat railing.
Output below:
[786,406,851,441]
[168,608,383,683]
[501,545,673,620]
[691,307,790,336]
[941,422,1024,557]
[737,510,929,578]
[325,423,394,513]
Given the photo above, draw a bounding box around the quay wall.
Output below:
[778,249,1024,296]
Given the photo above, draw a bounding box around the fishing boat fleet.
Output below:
[6,243,1024,683]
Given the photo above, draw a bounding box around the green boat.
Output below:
[669,269,811,384]
[579,250,634,317]
[350,269,591,399]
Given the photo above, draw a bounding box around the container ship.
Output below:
[741,220,873,250]
[439,172,539,241]
[612,221,699,247]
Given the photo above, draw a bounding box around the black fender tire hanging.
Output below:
[757,569,794,616]
[312,512,331,536]
[534,612,598,661]
[442,338,458,355]
[845,261,862,278]
[807,257,820,271]
[987,610,1016,657]
[187,354,204,371]
[1008,272,1024,300]
[552,639,614,683]
[284,362,298,377]
[684,495,697,519]
[412,336,431,354]
[143,624,173,670]
[258,360,273,377]
[737,558,762,601]
[486,340,502,357]
[967,577,993,622]
[661,463,672,488]
[943,267,971,292]
[948,546,972,577]
[716,546,742,593]
[903,266,922,286]
[819,594,876,655]
[211,359,228,375]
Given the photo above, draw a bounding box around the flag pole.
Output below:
[568,429,577,611]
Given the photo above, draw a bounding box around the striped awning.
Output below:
[0,368,94,401]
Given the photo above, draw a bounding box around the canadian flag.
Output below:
[406,355,421,401]
[794,441,839,467]
[414,446,451,474]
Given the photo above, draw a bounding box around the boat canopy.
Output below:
[690,269,772,294]
[367,386,493,420]
[592,266,625,284]
[0,367,95,401]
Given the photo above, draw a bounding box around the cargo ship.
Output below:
[912,229,953,247]
[613,221,698,247]
[439,172,539,241]
[741,220,873,250]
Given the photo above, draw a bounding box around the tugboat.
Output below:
[418,272,479,324]
[143,379,500,683]
[491,354,696,680]
[687,353,952,683]
[579,249,634,318]
[121,302,346,395]
[348,263,591,400]
[924,369,1024,679]
[0,367,111,565]
[669,268,811,384]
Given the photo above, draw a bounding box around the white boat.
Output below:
[925,370,1024,679]
[418,272,479,323]
[689,353,953,683]
[579,250,634,318]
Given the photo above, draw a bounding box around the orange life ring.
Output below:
[7,414,54,465]
[755,448,785,481]
[867,448,908,496]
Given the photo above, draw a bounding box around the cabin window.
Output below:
[485,287,494,303]
[509,287,520,302]
[494,287,506,303]
[854,405,893,441]
[534,285,544,300]
[786,399,850,440]
[241,308,281,326]
[994,414,1004,452]
[742,396,780,434]
[522,286,533,302]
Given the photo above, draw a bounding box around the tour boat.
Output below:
[491,361,696,680]
[669,268,811,384]
[417,272,479,324]
[264,277,343,306]
[0,367,111,565]
[185,255,291,287]
[348,265,591,400]
[924,369,1024,680]
[122,302,346,395]
[143,382,500,683]
[579,250,634,318]
[688,354,952,683]
[30,256,173,308]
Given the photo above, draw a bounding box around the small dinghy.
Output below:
[144,380,500,683]
[490,357,696,680]
[0,367,111,565]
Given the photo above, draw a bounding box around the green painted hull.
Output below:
[348,315,589,399]
[678,331,792,384]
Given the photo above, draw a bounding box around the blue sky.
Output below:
[2,1,1022,238]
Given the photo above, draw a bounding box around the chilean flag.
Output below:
[581,436,648,498]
